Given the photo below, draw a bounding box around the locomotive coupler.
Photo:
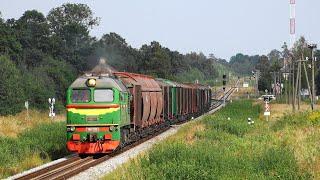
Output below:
[88,133,98,142]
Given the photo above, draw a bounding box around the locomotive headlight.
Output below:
[109,126,115,132]
[87,78,96,87]
[67,126,76,132]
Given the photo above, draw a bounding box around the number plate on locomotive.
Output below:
[86,127,99,132]
[86,116,98,121]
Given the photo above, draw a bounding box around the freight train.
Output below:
[66,62,212,154]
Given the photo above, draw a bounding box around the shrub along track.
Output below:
[13,86,237,180]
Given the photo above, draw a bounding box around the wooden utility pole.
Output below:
[294,58,301,110]
[284,60,288,104]
[279,71,282,99]
[300,54,313,109]
[298,59,301,110]
[308,44,317,110]
[292,56,296,111]
[255,70,260,96]
[289,62,292,104]
[287,61,291,104]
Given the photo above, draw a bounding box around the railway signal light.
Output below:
[222,74,227,90]
[222,74,227,106]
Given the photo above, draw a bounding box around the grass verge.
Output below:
[0,109,65,137]
[105,100,318,179]
[0,121,68,178]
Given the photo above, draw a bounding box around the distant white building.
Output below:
[300,89,310,96]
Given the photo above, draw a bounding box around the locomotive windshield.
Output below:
[94,89,114,102]
[71,89,91,103]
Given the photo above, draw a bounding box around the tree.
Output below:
[229,53,259,75]
[169,50,186,75]
[268,49,281,62]
[13,10,50,67]
[0,56,25,115]
[41,57,77,101]
[21,70,55,109]
[47,3,99,36]
[268,49,282,72]
[256,55,272,91]
[47,3,100,72]
[0,18,22,60]
[140,41,172,78]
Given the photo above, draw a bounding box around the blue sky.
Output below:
[1,0,320,60]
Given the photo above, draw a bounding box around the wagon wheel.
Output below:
[120,128,130,148]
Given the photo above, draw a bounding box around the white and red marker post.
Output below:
[263,90,271,121]
[264,101,270,121]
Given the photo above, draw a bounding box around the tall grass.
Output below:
[0,109,65,137]
[0,122,68,178]
[105,100,313,179]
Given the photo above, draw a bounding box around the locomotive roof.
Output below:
[70,75,128,92]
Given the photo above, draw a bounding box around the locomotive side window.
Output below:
[94,89,114,102]
[71,89,90,103]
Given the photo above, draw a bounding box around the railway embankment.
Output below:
[104,100,320,179]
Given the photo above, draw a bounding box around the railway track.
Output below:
[14,86,236,180]
[210,87,235,109]
[15,126,170,180]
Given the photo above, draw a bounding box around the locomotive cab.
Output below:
[66,74,130,154]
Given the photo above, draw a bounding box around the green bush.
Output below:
[21,70,55,109]
[0,56,25,115]
[20,57,76,110]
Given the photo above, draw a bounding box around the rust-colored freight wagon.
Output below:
[114,72,164,128]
